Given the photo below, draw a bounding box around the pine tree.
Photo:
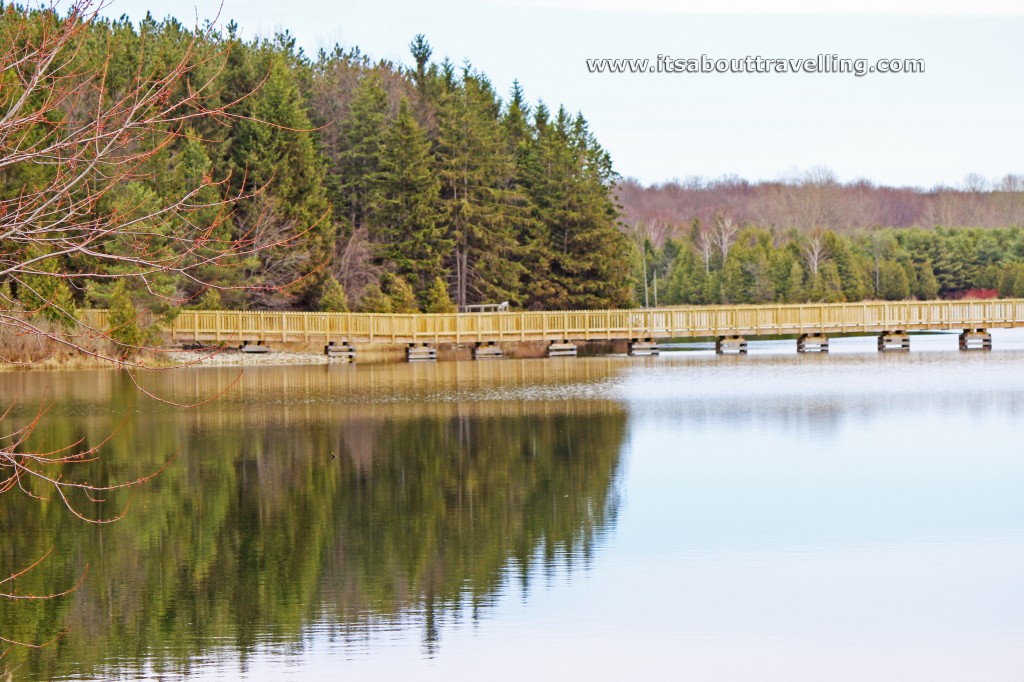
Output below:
[825,230,868,301]
[370,97,447,300]
[356,282,392,313]
[915,260,940,299]
[381,273,419,312]
[228,49,333,308]
[16,246,78,327]
[665,248,706,305]
[108,280,144,354]
[878,260,911,300]
[424,276,456,313]
[319,276,349,312]
[339,73,389,232]
[192,289,224,311]
[518,107,632,309]
[434,68,525,307]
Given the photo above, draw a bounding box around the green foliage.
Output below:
[878,260,911,300]
[424,276,456,313]
[16,247,78,327]
[191,289,224,311]
[6,4,1019,319]
[915,260,941,299]
[369,97,447,295]
[355,282,392,313]
[381,273,419,313]
[319,276,349,312]
[107,280,144,353]
[434,67,526,307]
[0,372,625,678]
[518,106,634,309]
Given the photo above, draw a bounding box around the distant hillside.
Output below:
[618,171,1024,244]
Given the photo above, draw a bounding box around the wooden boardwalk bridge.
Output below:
[81,299,1024,359]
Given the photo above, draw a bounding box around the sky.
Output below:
[90,0,1024,190]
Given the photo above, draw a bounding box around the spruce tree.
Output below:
[424,276,456,313]
[319,276,349,312]
[434,68,525,307]
[228,49,333,307]
[518,107,632,309]
[108,280,144,354]
[381,273,419,313]
[356,282,392,313]
[370,97,447,301]
[339,74,389,233]
[878,260,911,300]
[915,261,940,299]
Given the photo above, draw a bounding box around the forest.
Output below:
[1,2,633,330]
[4,2,1024,336]
[622,173,1024,306]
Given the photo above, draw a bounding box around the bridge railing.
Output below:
[76,299,1024,345]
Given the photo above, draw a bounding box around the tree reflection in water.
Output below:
[0,361,626,679]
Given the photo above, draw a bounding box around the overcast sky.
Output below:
[93,0,1024,190]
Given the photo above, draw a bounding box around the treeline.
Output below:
[619,170,1024,241]
[1,5,634,322]
[640,224,1024,307]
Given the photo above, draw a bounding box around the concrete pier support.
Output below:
[547,340,577,357]
[406,343,437,362]
[959,328,992,351]
[796,334,829,353]
[716,336,748,354]
[628,338,660,356]
[473,342,504,360]
[878,331,910,352]
[324,340,355,362]
[241,341,270,353]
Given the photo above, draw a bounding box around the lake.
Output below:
[3,330,1024,680]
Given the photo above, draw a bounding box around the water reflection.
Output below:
[0,362,626,680]
[5,344,1024,681]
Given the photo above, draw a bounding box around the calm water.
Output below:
[3,331,1024,680]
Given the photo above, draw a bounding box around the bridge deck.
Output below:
[80,300,1024,345]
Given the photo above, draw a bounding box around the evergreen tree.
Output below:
[16,246,78,327]
[434,68,525,307]
[370,97,447,300]
[228,49,333,307]
[355,283,392,313]
[319,276,349,312]
[381,273,419,313]
[424,276,456,313]
[107,280,144,354]
[915,261,940,299]
[665,248,706,305]
[878,260,911,300]
[825,230,868,301]
[808,263,844,302]
[339,74,389,232]
[191,289,224,311]
[1013,268,1024,298]
[518,107,632,309]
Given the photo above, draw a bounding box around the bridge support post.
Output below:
[325,340,355,363]
[878,331,910,352]
[628,338,660,356]
[406,343,437,362]
[716,336,747,354]
[473,342,504,360]
[796,334,829,353]
[547,340,577,357]
[959,328,992,351]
